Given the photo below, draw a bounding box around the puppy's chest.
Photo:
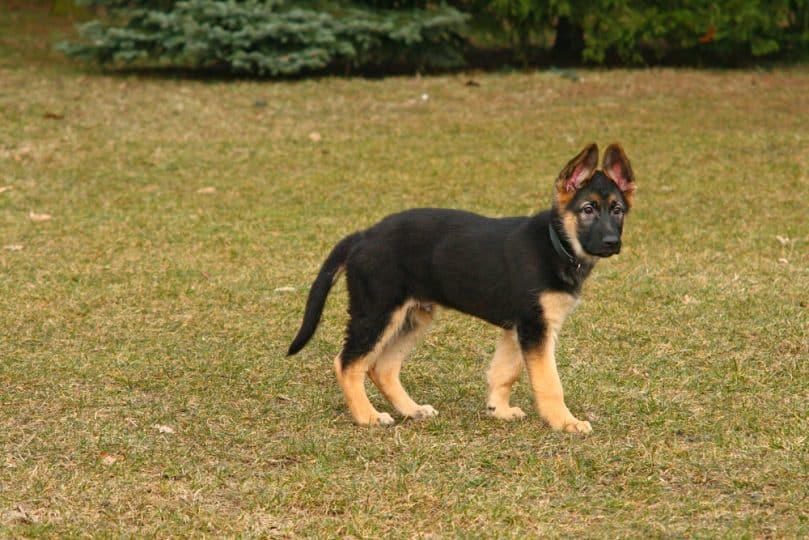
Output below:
[538,291,579,332]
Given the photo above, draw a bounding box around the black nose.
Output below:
[602,235,620,250]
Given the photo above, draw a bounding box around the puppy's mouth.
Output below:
[592,247,621,258]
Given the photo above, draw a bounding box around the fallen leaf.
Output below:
[778,258,789,265]
[775,235,790,245]
[308,131,322,142]
[99,452,124,466]
[152,424,175,434]
[274,286,295,293]
[683,294,699,305]
[698,24,716,44]
[196,187,216,194]
[3,244,23,251]
[28,211,51,222]
[43,112,64,120]
[0,186,13,193]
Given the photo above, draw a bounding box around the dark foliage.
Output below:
[58,0,809,74]
[480,0,809,65]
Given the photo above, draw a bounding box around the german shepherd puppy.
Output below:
[288,143,636,432]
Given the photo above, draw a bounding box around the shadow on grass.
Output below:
[59,41,795,85]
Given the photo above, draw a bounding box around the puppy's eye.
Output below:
[612,206,624,216]
[582,205,595,215]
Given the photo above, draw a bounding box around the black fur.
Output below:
[288,145,633,368]
[287,232,362,355]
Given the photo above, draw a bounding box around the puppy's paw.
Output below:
[408,404,438,420]
[374,412,395,427]
[541,404,593,434]
[563,418,592,434]
[487,405,527,420]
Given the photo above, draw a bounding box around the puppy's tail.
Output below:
[287,232,361,356]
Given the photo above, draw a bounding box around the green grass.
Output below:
[1,6,808,537]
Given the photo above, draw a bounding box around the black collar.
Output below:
[548,220,579,267]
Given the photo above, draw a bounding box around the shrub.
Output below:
[580,0,809,64]
[59,0,469,75]
[477,0,809,65]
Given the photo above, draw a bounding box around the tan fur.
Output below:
[555,189,576,209]
[335,292,591,431]
[523,291,592,433]
[334,354,392,426]
[334,300,436,425]
[561,211,598,265]
[486,329,526,420]
[368,305,437,419]
[620,189,634,209]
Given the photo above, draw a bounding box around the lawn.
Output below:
[1,5,807,537]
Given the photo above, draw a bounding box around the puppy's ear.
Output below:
[603,143,636,207]
[555,143,599,207]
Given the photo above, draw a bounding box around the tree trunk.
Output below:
[552,16,585,65]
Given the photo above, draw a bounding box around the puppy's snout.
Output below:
[602,235,621,251]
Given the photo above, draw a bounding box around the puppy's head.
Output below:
[553,143,636,259]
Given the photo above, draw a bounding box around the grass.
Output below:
[1,4,808,537]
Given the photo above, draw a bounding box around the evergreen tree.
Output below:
[59,0,469,75]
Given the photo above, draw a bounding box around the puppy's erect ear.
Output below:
[602,143,636,207]
[555,143,599,207]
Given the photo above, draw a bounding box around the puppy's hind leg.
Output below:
[369,303,438,420]
[336,311,401,427]
[486,329,527,420]
[334,353,393,426]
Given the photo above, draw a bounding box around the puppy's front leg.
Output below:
[523,345,591,433]
[521,292,591,433]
